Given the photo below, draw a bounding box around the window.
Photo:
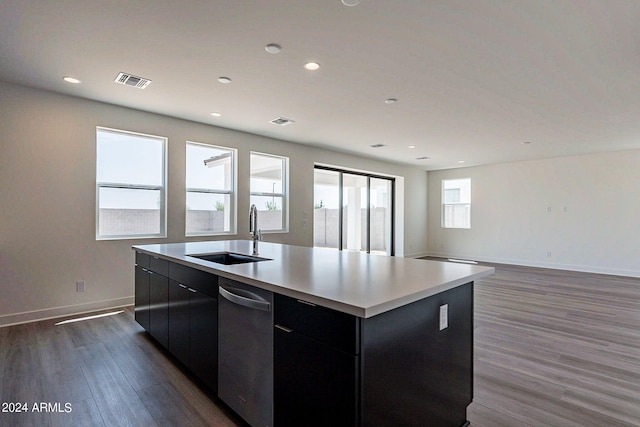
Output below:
[314,166,395,255]
[442,178,471,229]
[96,127,166,239]
[250,152,288,232]
[186,142,236,235]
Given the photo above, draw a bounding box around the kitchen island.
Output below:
[133,240,494,427]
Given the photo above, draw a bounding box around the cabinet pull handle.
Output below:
[275,324,293,333]
[179,284,187,289]
[188,288,197,293]
[219,286,271,312]
[297,299,316,307]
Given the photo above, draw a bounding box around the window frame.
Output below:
[441,178,471,229]
[250,151,289,233]
[95,126,167,240]
[185,141,237,236]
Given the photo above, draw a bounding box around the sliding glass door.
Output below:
[314,166,394,256]
[313,169,340,249]
[369,177,392,255]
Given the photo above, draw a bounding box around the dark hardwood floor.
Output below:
[0,263,638,426]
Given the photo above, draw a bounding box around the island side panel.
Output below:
[360,282,473,427]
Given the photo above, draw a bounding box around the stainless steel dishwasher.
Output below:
[218,278,273,427]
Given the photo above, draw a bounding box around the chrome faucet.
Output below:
[249,204,262,255]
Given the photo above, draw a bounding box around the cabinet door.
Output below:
[149,272,169,348]
[168,280,190,367]
[274,327,358,426]
[189,289,218,392]
[134,266,150,331]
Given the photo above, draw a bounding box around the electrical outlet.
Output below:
[546,251,552,257]
[76,281,85,292]
[439,304,448,330]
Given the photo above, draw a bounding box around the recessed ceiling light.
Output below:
[218,77,231,84]
[342,0,361,6]
[63,76,81,84]
[458,160,465,164]
[265,43,282,54]
[304,62,320,71]
[210,112,222,117]
[408,145,416,149]
[384,98,398,104]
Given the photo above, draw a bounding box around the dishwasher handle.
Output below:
[219,285,271,312]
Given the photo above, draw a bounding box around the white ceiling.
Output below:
[1,0,639,170]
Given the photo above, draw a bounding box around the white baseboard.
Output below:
[0,296,135,328]
[403,251,430,259]
[427,252,640,278]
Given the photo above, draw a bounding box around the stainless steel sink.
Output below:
[188,252,270,265]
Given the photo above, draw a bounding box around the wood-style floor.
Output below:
[468,263,640,427]
[0,263,638,426]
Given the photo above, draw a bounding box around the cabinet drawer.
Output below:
[275,293,360,355]
[169,262,218,297]
[135,251,150,269]
[149,256,169,277]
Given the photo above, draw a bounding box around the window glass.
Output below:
[442,178,471,229]
[186,142,235,235]
[342,174,368,253]
[96,127,166,239]
[370,178,392,255]
[97,131,163,185]
[250,152,288,232]
[313,169,340,249]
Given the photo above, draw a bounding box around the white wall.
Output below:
[428,151,640,277]
[0,82,428,326]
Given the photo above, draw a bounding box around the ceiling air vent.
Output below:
[114,72,152,89]
[370,144,387,148]
[270,117,295,126]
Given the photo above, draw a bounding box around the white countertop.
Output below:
[133,240,494,318]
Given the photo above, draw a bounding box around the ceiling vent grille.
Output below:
[370,144,387,148]
[114,72,152,89]
[270,117,295,126]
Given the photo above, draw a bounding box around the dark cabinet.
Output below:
[275,284,474,427]
[135,252,169,349]
[274,294,360,426]
[274,326,358,426]
[167,263,218,392]
[149,271,169,348]
[188,288,218,391]
[134,265,150,331]
[168,280,190,366]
